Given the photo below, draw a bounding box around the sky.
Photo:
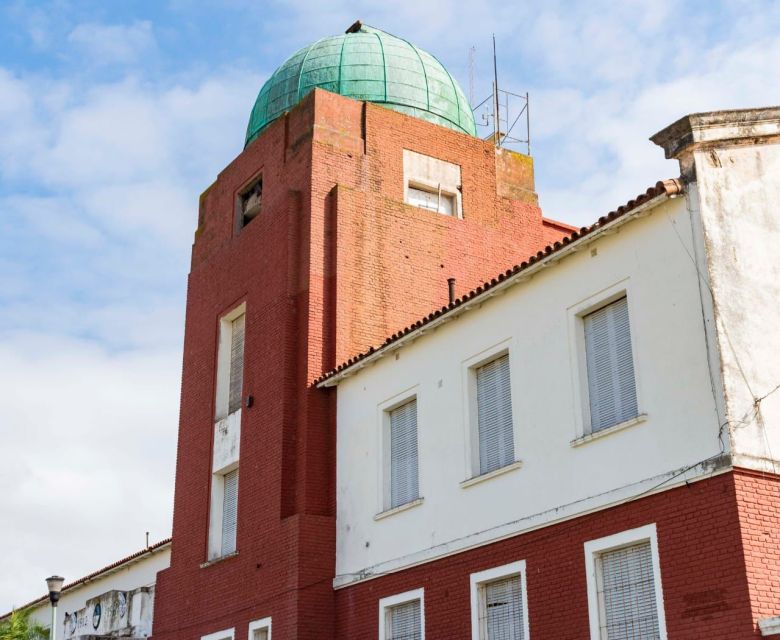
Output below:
[1,0,780,613]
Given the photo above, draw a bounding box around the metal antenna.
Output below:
[492,34,500,146]
[468,46,476,106]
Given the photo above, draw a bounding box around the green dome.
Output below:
[245,22,476,146]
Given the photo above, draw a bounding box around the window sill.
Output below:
[200,551,238,568]
[374,498,424,521]
[460,461,524,489]
[570,413,648,448]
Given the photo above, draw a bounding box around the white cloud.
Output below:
[67,21,157,65]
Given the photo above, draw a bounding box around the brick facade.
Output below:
[152,88,559,640]
[335,470,779,639]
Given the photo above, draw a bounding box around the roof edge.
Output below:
[1,538,172,618]
[315,178,684,388]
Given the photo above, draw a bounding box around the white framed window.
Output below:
[470,561,529,640]
[583,296,638,432]
[407,182,457,216]
[387,398,420,509]
[248,617,271,640]
[379,588,425,640]
[215,305,246,420]
[474,352,515,475]
[403,149,463,218]
[201,628,234,640]
[584,524,667,640]
[208,463,239,560]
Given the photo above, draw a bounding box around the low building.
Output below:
[1,539,170,639]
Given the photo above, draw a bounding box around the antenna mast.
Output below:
[492,34,500,146]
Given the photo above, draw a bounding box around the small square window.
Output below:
[470,561,528,640]
[248,617,271,640]
[238,176,263,227]
[407,183,456,216]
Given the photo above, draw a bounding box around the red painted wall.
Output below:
[153,88,556,640]
[335,471,769,639]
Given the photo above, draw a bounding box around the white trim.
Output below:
[567,281,644,439]
[248,616,272,639]
[570,414,648,447]
[469,560,529,640]
[375,498,425,521]
[201,628,235,640]
[333,459,729,589]
[318,191,672,388]
[759,616,780,636]
[377,386,420,513]
[461,338,519,480]
[583,523,667,640]
[379,588,425,640]
[460,461,523,489]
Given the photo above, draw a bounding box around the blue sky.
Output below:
[2,0,779,612]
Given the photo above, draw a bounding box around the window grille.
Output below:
[597,541,660,639]
[228,314,245,415]
[476,354,514,474]
[389,399,419,508]
[481,575,525,640]
[221,469,239,555]
[387,600,422,640]
[584,297,638,432]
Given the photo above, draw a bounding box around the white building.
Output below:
[319,107,780,639]
[1,539,170,639]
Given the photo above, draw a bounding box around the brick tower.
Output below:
[152,23,568,640]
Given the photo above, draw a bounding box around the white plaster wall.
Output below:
[24,546,169,635]
[692,140,780,470]
[335,197,724,584]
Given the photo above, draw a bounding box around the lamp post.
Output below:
[45,576,64,640]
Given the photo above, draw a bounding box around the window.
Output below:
[238,175,262,227]
[476,354,515,474]
[389,399,419,509]
[221,468,239,556]
[201,629,235,640]
[583,296,638,432]
[379,589,425,640]
[215,310,246,420]
[470,561,529,640]
[584,525,667,640]
[407,183,456,216]
[248,617,271,640]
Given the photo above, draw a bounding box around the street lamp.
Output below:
[45,576,64,640]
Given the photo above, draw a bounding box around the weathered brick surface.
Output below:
[153,88,556,640]
[335,472,766,639]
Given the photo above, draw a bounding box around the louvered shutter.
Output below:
[584,297,638,432]
[388,600,422,640]
[390,399,419,508]
[228,314,245,415]
[221,469,239,555]
[476,354,514,475]
[483,576,525,640]
[598,541,660,640]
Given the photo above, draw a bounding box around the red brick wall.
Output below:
[734,468,780,633]
[153,88,558,640]
[335,472,760,639]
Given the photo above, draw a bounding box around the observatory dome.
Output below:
[245,22,477,146]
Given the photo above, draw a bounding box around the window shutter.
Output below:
[221,469,239,555]
[476,354,514,475]
[390,399,419,509]
[483,576,525,640]
[598,541,660,639]
[388,600,422,640]
[584,297,638,432]
[228,314,245,415]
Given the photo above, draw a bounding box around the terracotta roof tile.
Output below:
[314,179,683,386]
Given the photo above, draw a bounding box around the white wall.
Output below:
[691,139,780,470]
[334,196,725,586]
[24,545,169,635]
